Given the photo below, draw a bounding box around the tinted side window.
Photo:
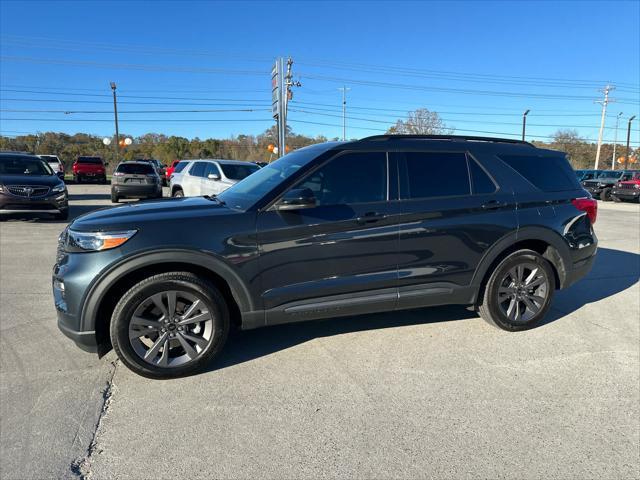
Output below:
[499,154,580,192]
[294,151,387,206]
[174,161,188,173]
[399,152,470,199]
[203,162,220,177]
[469,158,497,194]
[189,162,206,177]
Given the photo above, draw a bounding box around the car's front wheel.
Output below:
[479,249,555,331]
[110,272,229,379]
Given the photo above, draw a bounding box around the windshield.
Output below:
[218,146,324,210]
[0,156,54,175]
[220,163,260,181]
[596,171,615,178]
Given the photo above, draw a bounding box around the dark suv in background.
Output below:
[582,170,640,201]
[53,135,597,379]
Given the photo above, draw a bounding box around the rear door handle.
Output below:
[356,211,386,224]
[481,200,506,210]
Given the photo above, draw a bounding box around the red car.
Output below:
[165,159,181,181]
[612,171,640,203]
[73,156,107,184]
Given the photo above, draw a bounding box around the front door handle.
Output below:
[481,200,506,210]
[356,212,386,224]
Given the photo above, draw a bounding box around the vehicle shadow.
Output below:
[68,193,111,201]
[204,246,639,375]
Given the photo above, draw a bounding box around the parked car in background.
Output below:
[53,135,597,378]
[1,152,68,219]
[611,171,640,202]
[165,159,181,180]
[170,159,259,197]
[575,169,604,182]
[73,156,107,184]
[111,161,163,203]
[136,159,167,186]
[582,170,640,201]
[39,154,65,176]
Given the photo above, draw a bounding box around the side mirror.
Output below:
[56,171,65,180]
[276,188,317,211]
[207,173,221,181]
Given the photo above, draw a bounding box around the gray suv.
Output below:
[53,135,598,379]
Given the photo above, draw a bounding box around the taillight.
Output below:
[572,197,597,224]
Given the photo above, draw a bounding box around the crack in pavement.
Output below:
[69,360,118,480]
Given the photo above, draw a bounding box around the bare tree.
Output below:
[387,108,453,135]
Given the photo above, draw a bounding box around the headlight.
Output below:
[65,229,137,252]
[635,184,640,189]
[597,182,606,187]
[52,184,66,193]
[0,184,6,194]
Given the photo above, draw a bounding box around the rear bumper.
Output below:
[112,183,161,198]
[563,250,597,289]
[0,191,68,211]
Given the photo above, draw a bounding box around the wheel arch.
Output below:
[82,249,253,355]
[470,227,571,305]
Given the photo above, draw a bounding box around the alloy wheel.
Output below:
[128,290,214,367]
[496,262,549,324]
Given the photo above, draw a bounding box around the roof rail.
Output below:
[359,134,535,147]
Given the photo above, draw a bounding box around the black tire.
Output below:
[102,177,108,185]
[110,272,230,379]
[600,187,612,201]
[76,176,82,184]
[111,192,119,203]
[478,249,556,331]
[172,188,184,198]
[54,208,69,221]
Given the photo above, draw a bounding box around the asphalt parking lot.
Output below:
[1,184,639,479]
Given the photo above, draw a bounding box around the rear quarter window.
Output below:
[174,161,188,173]
[499,154,580,192]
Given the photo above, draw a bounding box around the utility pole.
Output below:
[522,109,530,141]
[611,112,623,170]
[110,82,119,163]
[594,84,614,170]
[338,86,351,141]
[272,57,301,158]
[624,115,636,170]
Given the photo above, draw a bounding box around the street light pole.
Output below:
[611,112,623,170]
[522,109,530,141]
[110,82,119,163]
[624,115,636,170]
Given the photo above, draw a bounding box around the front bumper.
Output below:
[112,183,161,198]
[584,186,603,197]
[612,188,640,200]
[0,191,68,211]
[57,313,98,353]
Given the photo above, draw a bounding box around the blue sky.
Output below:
[0,0,638,146]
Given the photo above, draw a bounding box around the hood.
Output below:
[0,173,64,187]
[584,177,618,184]
[71,196,239,231]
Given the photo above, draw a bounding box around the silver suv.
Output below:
[169,159,259,197]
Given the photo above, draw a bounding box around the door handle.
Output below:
[481,200,506,210]
[356,212,386,224]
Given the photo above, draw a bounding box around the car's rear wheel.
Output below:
[111,192,119,203]
[601,187,612,201]
[479,249,555,331]
[110,272,229,379]
[172,188,184,198]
